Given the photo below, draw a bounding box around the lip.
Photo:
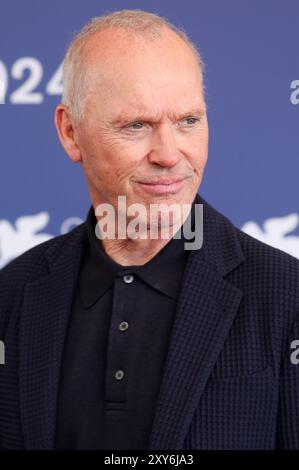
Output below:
[134,177,187,195]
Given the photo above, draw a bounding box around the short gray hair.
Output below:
[62,9,205,121]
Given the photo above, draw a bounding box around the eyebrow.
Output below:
[109,107,206,126]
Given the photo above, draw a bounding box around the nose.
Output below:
[147,123,181,168]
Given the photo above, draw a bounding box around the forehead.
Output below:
[85,25,198,62]
[84,27,204,115]
[96,74,205,124]
[85,27,202,84]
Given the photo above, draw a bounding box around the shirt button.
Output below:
[115,369,125,380]
[119,321,129,332]
[123,274,134,283]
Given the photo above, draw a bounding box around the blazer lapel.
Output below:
[147,194,245,450]
[19,224,87,449]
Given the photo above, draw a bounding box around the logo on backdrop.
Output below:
[241,214,299,259]
[0,211,298,269]
[0,212,83,269]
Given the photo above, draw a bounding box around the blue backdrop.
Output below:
[1,0,298,268]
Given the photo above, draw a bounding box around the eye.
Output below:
[182,117,200,126]
[127,122,145,130]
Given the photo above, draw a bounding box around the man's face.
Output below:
[73,27,209,229]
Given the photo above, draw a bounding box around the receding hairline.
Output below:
[83,24,202,67]
[61,10,205,121]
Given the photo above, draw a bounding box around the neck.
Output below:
[90,194,194,266]
[99,236,174,266]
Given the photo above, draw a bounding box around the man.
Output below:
[0,9,299,450]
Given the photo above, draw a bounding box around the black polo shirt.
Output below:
[54,198,196,450]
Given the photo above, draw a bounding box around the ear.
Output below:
[54,104,82,163]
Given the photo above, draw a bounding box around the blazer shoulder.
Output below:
[201,193,299,315]
[0,222,87,335]
[199,193,299,279]
[0,222,87,298]
[235,225,299,319]
[236,224,299,272]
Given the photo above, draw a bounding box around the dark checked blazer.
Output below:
[0,193,299,450]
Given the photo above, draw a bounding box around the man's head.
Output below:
[55,9,209,233]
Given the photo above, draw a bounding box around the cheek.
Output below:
[104,134,148,166]
[186,135,208,170]
[95,141,143,186]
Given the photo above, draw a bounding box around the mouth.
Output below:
[134,177,188,195]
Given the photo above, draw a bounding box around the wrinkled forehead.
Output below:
[85,70,205,123]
